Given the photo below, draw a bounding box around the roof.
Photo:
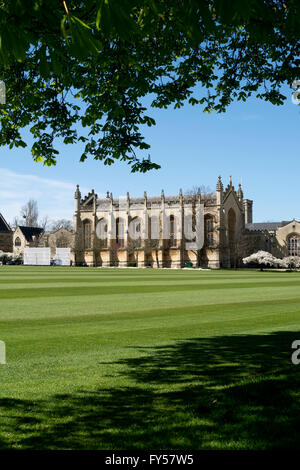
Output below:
[96,193,217,208]
[18,226,44,242]
[246,221,291,231]
[0,213,11,232]
[48,227,73,235]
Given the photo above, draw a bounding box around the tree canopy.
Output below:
[0,0,299,171]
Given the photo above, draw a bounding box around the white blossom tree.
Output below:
[281,256,300,271]
[243,251,282,271]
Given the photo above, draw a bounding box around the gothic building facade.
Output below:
[73,176,255,268]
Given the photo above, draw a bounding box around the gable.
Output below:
[81,190,97,208]
[223,189,242,214]
[13,226,23,240]
[277,220,300,237]
[51,227,73,235]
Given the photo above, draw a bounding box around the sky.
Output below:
[0,83,299,225]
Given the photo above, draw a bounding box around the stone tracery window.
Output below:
[83,220,92,249]
[15,236,21,247]
[116,218,125,248]
[288,235,300,256]
[129,217,142,248]
[228,209,236,245]
[205,215,214,246]
[170,215,176,247]
[97,218,108,248]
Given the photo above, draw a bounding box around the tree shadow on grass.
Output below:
[1,330,300,449]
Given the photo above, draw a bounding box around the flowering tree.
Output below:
[0,251,12,265]
[243,251,282,270]
[281,256,300,270]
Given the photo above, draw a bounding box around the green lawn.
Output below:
[1,266,300,449]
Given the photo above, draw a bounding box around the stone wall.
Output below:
[46,228,74,258]
[0,231,13,252]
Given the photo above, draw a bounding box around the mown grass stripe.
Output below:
[0,279,300,299]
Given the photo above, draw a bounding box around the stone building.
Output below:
[43,228,74,258]
[13,226,74,259]
[13,226,44,257]
[245,220,300,258]
[0,213,13,252]
[73,176,255,268]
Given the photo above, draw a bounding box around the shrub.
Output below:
[127,261,137,267]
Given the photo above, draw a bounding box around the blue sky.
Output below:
[0,84,299,225]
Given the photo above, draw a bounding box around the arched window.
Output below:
[205,215,214,246]
[170,215,176,247]
[116,218,125,248]
[97,218,108,248]
[129,217,141,248]
[288,235,300,256]
[83,220,92,249]
[228,209,236,244]
[228,208,236,267]
[149,215,159,241]
[15,236,21,247]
